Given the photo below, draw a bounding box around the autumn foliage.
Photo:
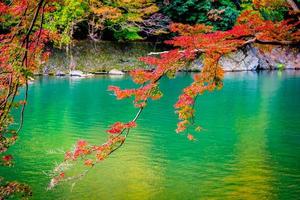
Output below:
[48,6,299,188]
[0,0,57,198]
[0,0,56,160]
[0,0,299,196]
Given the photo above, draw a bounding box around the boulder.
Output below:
[56,70,66,76]
[109,69,125,75]
[70,70,84,77]
[219,46,259,71]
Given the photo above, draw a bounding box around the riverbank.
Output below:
[41,41,300,75]
[41,41,168,75]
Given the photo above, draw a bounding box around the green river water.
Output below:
[1,71,300,199]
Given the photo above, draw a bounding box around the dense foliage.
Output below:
[41,0,300,41]
[1,0,299,42]
[43,0,165,42]
[160,0,240,30]
[90,0,160,41]
[44,0,89,46]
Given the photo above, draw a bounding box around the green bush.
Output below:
[113,26,143,41]
[160,0,239,30]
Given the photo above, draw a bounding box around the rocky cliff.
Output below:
[218,45,299,71]
[190,45,299,72]
[43,42,299,74]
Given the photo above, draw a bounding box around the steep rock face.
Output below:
[253,46,300,70]
[219,46,259,71]
[189,45,299,72]
[42,41,166,74]
[43,42,299,73]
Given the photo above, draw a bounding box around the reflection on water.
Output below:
[223,75,278,199]
[1,71,300,199]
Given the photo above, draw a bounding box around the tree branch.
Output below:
[287,0,300,20]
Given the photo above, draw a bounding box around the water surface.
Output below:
[2,71,300,199]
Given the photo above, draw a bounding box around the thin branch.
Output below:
[16,81,28,134]
[286,0,300,20]
[147,36,298,56]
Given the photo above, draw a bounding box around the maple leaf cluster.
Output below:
[0,0,60,198]
[106,9,299,137]
[51,6,300,187]
[0,0,59,156]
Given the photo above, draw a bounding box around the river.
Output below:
[2,71,300,199]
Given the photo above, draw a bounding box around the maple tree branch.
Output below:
[255,39,299,45]
[287,0,299,10]
[0,82,19,125]
[287,0,300,20]
[48,69,168,189]
[0,75,13,109]
[22,0,45,64]
[148,37,298,56]
[25,0,44,42]
[16,81,28,134]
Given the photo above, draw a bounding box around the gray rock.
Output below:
[189,45,299,72]
[43,42,299,73]
[55,70,66,76]
[189,59,203,71]
[109,69,125,75]
[219,46,259,71]
[70,70,84,77]
[253,46,300,70]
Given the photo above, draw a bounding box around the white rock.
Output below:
[109,69,125,75]
[56,70,66,76]
[70,70,84,77]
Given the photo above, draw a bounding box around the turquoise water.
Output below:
[1,71,300,199]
